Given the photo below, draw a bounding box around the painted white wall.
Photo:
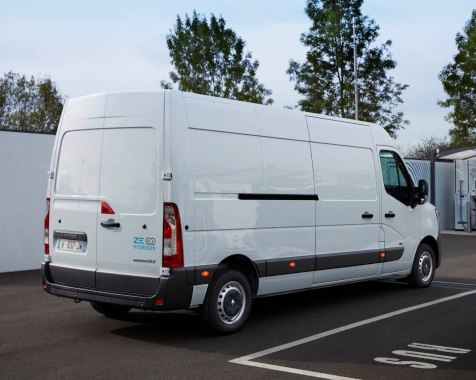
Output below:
[0,131,54,272]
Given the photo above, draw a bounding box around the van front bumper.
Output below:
[41,262,194,311]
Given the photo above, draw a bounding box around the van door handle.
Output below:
[101,219,121,228]
[362,212,373,219]
[385,212,396,218]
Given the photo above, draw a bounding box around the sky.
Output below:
[0,0,474,150]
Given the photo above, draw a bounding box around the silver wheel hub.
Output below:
[418,251,433,283]
[217,281,246,325]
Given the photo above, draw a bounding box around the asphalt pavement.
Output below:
[1,232,475,379]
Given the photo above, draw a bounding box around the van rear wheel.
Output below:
[90,301,131,318]
[407,243,435,288]
[200,270,252,334]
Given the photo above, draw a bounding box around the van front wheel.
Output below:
[201,270,252,334]
[408,243,435,288]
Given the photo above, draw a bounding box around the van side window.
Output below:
[379,151,413,206]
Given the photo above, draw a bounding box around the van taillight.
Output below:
[162,203,183,268]
[44,198,50,255]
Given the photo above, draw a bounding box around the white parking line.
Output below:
[230,289,476,379]
[235,360,361,380]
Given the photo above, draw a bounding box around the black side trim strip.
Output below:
[238,193,319,201]
[193,265,219,285]
[317,250,380,270]
[253,248,406,277]
[266,256,316,276]
[384,247,404,262]
[254,260,267,277]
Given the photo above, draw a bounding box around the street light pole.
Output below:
[353,17,358,120]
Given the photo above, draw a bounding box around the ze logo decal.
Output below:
[133,236,156,251]
[145,237,156,245]
[133,237,145,245]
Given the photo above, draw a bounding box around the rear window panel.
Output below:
[55,130,102,196]
[55,128,159,214]
[99,128,158,214]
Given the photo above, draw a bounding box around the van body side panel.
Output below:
[420,202,440,242]
[182,95,265,267]
[188,129,265,266]
[182,95,315,294]
[184,94,258,135]
[307,117,381,284]
[257,107,309,141]
[260,138,314,194]
[257,136,315,293]
[307,116,373,148]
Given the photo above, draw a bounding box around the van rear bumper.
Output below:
[41,263,194,311]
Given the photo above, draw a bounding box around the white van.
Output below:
[42,90,440,333]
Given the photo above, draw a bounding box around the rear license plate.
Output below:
[56,239,87,253]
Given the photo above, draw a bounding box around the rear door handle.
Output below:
[362,212,373,219]
[385,212,396,218]
[101,219,121,228]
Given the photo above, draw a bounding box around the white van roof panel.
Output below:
[306,115,373,148]
[183,93,259,135]
[257,107,309,141]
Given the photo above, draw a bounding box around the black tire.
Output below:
[90,301,131,318]
[407,243,436,288]
[200,270,252,334]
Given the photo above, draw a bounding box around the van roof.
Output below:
[65,89,396,147]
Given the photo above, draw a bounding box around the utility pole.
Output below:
[353,17,358,120]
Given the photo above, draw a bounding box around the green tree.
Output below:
[404,136,453,160]
[287,0,408,137]
[0,72,63,134]
[439,10,476,147]
[162,11,273,105]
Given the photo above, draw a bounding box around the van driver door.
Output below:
[378,147,420,274]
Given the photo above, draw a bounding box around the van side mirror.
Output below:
[418,179,428,204]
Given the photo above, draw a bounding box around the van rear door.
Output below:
[95,127,161,294]
[49,92,164,295]
[51,128,103,288]
[49,94,108,288]
[95,92,164,295]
